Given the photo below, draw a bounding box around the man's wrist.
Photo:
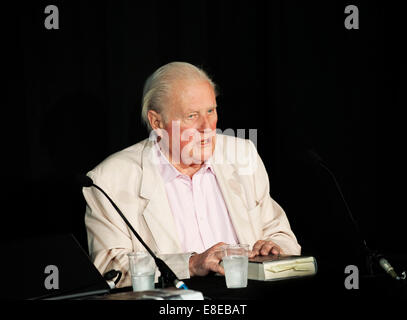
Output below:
[188,252,197,277]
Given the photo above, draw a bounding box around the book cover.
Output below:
[248,255,317,281]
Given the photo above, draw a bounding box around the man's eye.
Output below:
[187,114,196,119]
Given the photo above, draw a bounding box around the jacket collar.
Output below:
[140,136,223,198]
[140,137,161,199]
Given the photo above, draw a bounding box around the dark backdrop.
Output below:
[2,1,406,274]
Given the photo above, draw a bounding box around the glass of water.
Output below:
[222,244,250,288]
[127,252,156,292]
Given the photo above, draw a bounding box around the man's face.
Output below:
[160,80,217,166]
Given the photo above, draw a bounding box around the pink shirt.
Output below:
[154,143,238,253]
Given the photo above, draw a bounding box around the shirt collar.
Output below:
[153,142,214,183]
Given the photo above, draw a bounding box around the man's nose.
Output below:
[198,115,211,132]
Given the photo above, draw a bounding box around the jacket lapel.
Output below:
[139,140,183,253]
[212,135,258,247]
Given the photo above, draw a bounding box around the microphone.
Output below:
[377,254,399,280]
[78,175,188,290]
[306,149,405,281]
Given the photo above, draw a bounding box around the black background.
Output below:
[1,0,406,281]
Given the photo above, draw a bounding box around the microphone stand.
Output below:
[318,160,374,275]
[308,150,406,281]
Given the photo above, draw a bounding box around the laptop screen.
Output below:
[2,233,110,300]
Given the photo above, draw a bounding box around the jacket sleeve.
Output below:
[83,172,134,287]
[249,140,302,255]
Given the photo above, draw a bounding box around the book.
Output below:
[248,255,317,281]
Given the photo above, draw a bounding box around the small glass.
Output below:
[127,252,156,292]
[222,244,250,288]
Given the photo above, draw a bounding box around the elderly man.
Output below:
[83,62,301,287]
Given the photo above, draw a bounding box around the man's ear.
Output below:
[147,110,164,130]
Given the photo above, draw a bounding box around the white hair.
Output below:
[141,62,217,131]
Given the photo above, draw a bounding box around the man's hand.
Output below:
[249,240,283,259]
[189,242,227,277]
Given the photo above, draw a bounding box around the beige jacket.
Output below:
[83,134,301,287]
